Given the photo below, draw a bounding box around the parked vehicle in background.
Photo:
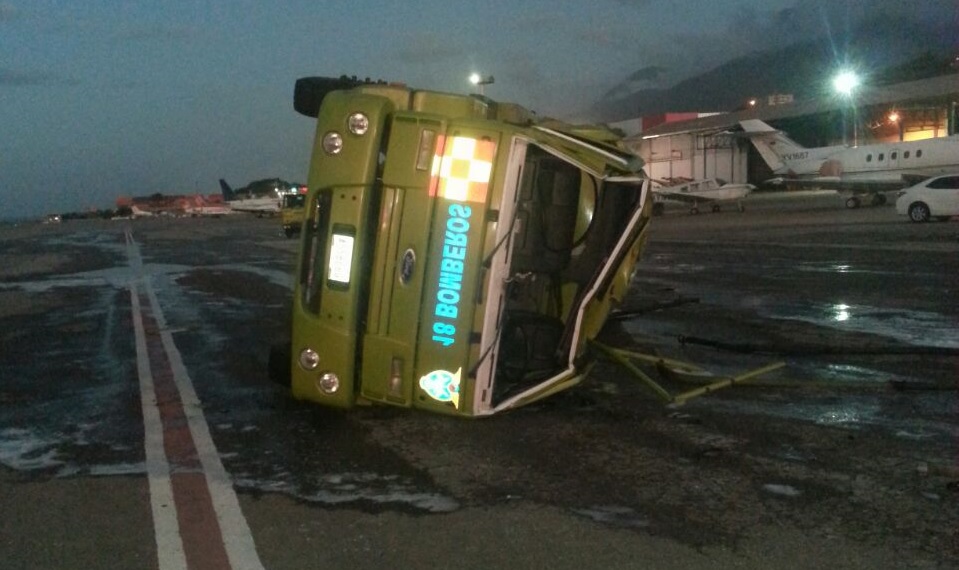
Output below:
[280,192,307,237]
[895,174,959,222]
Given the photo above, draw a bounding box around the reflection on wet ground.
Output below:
[618,232,957,450]
[0,213,956,529]
[0,223,461,513]
[770,302,959,348]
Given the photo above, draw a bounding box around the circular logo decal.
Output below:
[419,368,461,408]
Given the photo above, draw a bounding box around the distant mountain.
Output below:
[595,15,955,122]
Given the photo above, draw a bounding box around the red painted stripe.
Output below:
[172,472,233,570]
[139,292,232,570]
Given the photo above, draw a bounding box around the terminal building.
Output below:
[619,74,959,187]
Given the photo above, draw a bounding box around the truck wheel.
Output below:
[268,342,292,387]
[845,197,860,209]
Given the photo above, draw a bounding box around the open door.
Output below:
[470,139,650,415]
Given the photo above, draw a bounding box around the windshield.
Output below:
[284,194,306,208]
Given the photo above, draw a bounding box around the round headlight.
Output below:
[317,372,340,394]
[298,348,320,370]
[348,113,370,136]
[322,132,343,155]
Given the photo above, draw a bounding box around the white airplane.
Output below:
[651,177,754,215]
[219,179,282,216]
[130,205,156,218]
[740,119,959,208]
[178,194,234,217]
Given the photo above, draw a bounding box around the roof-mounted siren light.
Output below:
[294,75,390,118]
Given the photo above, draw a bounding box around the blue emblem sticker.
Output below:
[418,368,461,408]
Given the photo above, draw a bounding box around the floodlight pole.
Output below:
[469,73,494,96]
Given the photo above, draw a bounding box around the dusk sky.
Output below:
[2,1,956,219]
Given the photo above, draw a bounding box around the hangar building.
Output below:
[622,74,959,186]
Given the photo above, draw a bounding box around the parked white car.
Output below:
[896,174,959,222]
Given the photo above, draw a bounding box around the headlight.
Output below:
[348,113,369,136]
[322,132,344,155]
[317,372,340,394]
[298,348,320,370]
[327,232,355,285]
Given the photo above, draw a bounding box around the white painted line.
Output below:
[130,282,189,570]
[126,227,265,570]
[144,282,266,570]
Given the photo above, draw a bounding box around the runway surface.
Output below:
[1,192,956,569]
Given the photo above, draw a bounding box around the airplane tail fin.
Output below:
[739,120,807,173]
[219,179,236,201]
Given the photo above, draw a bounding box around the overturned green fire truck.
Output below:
[277,75,652,416]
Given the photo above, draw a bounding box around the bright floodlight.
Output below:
[469,73,494,86]
[833,71,859,96]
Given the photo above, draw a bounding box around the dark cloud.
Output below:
[609,0,958,99]
[0,69,79,87]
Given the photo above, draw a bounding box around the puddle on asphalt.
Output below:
[571,505,650,528]
[232,472,460,513]
[770,302,959,349]
[2,231,450,515]
[700,396,959,442]
[0,428,65,471]
[762,483,801,497]
[794,261,904,276]
[215,263,293,290]
[0,263,191,293]
[0,424,459,514]
[43,232,130,258]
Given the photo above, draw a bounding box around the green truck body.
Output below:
[286,76,652,417]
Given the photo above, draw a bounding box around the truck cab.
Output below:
[280,191,307,238]
[285,76,651,416]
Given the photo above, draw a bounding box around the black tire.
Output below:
[711,204,721,213]
[907,202,931,223]
[268,342,292,387]
[845,197,860,209]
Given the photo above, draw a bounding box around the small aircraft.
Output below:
[651,177,754,215]
[183,195,234,217]
[130,205,155,218]
[740,119,959,208]
[218,179,283,215]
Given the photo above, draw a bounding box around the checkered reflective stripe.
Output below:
[429,135,496,204]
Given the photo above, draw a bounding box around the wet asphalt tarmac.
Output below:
[0,192,956,569]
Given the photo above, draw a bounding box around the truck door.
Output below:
[468,139,650,415]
